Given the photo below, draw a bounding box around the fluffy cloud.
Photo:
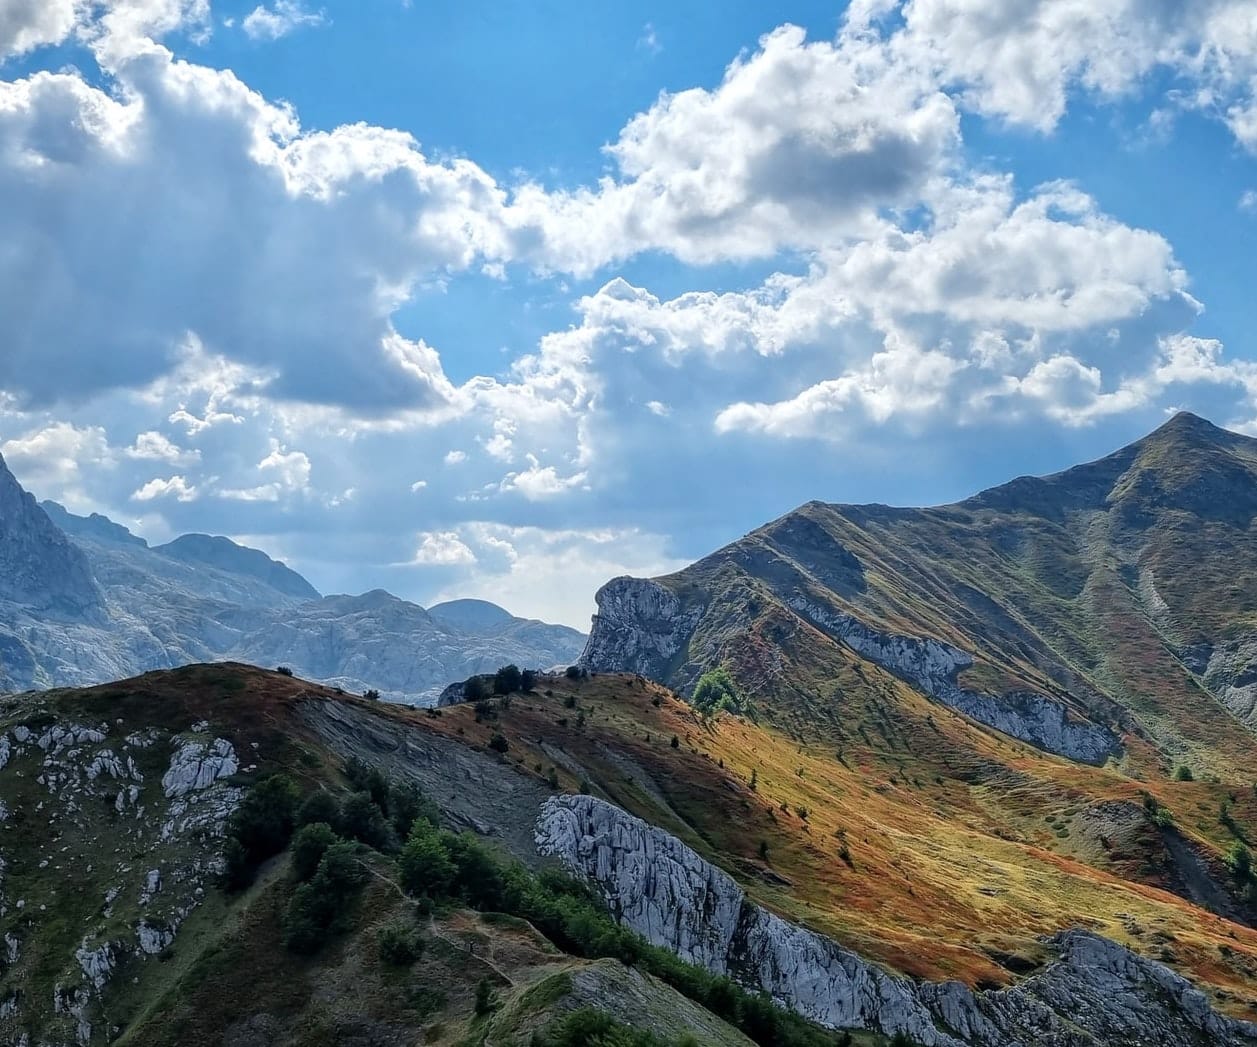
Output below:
[410,530,477,566]
[3,2,1256,628]
[517,24,960,269]
[0,423,115,499]
[876,0,1257,148]
[0,50,507,412]
[241,1,324,41]
[132,474,199,501]
[126,430,199,464]
[0,0,78,59]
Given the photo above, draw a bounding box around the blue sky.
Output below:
[0,0,1255,627]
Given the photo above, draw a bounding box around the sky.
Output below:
[0,0,1255,629]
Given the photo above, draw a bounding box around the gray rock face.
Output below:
[0,455,104,620]
[0,465,584,701]
[579,571,1116,764]
[160,739,239,798]
[580,577,703,681]
[537,795,1257,1047]
[0,709,244,1045]
[786,596,1119,765]
[1197,635,1257,727]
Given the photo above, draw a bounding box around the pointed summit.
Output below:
[1139,410,1242,451]
[0,453,104,617]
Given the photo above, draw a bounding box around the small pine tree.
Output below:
[670,735,680,749]
[474,978,496,1016]
[276,665,294,677]
[749,767,758,791]
[488,733,510,754]
[493,664,522,695]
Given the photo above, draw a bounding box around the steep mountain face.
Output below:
[0,472,584,700]
[581,412,1257,774]
[0,456,103,619]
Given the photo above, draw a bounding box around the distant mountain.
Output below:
[427,598,516,631]
[0,466,585,700]
[582,412,1257,776]
[155,532,321,601]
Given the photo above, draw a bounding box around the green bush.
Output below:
[344,758,390,809]
[474,977,497,1016]
[691,666,745,717]
[532,1007,691,1046]
[1229,841,1253,882]
[282,841,368,953]
[494,664,523,695]
[377,921,424,965]
[340,790,397,851]
[221,774,301,890]
[387,780,439,840]
[521,669,538,691]
[1173,764,1195,782]
[291,822,339,882]
[489,733,510,754]
[398,823,456,898]
[296,789,340,829]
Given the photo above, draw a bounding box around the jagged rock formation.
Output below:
[0,458,584,700]
[0,455,103,619]
[581,413,1257,766]
[537,794,1257,1046]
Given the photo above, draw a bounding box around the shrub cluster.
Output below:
[395,815,850,1047]
[221,774,300,890]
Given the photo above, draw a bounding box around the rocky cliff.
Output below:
[537,794,1257,1046]
[0,456,103,620]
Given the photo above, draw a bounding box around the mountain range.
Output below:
[0,455,585,701]
[6,413,1257,1046]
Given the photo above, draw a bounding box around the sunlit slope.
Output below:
[415,670,1257,1020]
[588,412,1257,780]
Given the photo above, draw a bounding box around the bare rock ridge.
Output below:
[537,794,1257,1047]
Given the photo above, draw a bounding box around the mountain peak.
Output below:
[155,533,320,601]
[41,501,148,548]
[427,598,515,631]
[1142,410,1238,448]
[0,453,105,617]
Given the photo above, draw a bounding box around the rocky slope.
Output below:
[0,458,584,700]
[7,664,1256,1046]
[537,794,1257,1046]
[580,413,1257,773]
